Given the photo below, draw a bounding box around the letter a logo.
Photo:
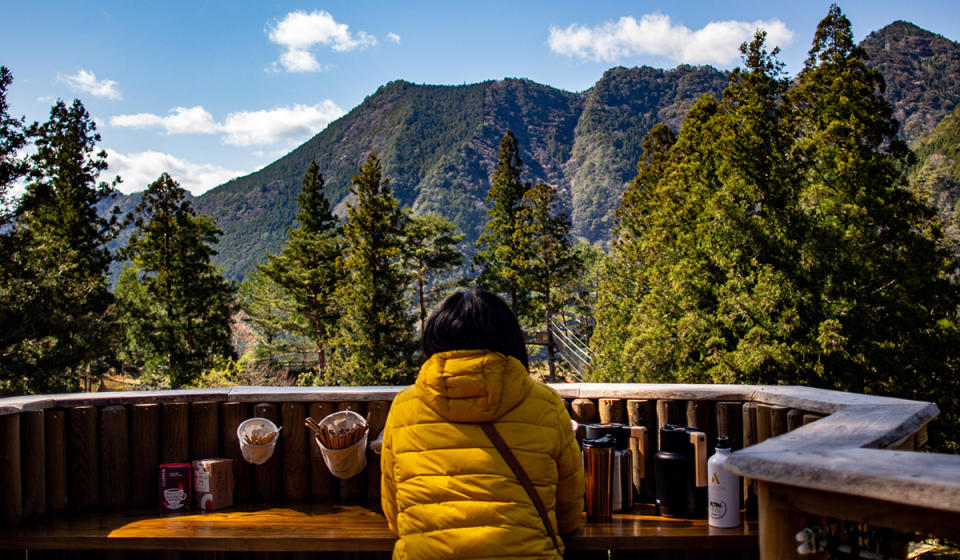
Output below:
[711,472,721,485]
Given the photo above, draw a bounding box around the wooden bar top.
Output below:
[0,503,758,552]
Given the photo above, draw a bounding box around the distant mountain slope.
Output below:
[192,67,726,281]
[568,66,727,238]
[861,21,960,144]
[910,100,960,250]
[99,21,960,284]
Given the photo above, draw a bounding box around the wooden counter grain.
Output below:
[0,503,758,553]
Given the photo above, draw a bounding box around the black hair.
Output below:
[421,288,529,370]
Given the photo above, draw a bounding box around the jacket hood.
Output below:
[415,349,533,423]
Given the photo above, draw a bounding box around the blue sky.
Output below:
[3,1,957,196]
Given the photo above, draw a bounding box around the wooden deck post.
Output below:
[281,402,309,502]
[161,402,189,463]
[131,403,160,508]
[20,410,45,518]
[190,401,220,459]
[366,401,390,500]
[68,406,99,512]
[599,399,626,424]
[100,405,130,510]
[253,402,282,501]
[0,412,22,523]
[44,409,67,514]
[221,401,252,503]
[758,482,824,560]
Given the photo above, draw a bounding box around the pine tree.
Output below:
[402,211,464,334]
[476,130,531,316]
[514,182,581,380]
[0,67,27,223]
[328,152,415,385]
[590,8,960,450]
[256,161,343,372]
[0,67,32,394]
[788,6,960,440]
[592,32,809,384]
[3,99,119,393]
[237,268,300,360]
[591,124,678,379]
[116,173,234,388]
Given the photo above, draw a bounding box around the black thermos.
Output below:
[654,425,707,518]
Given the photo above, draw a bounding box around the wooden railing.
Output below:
[0,384,954,559]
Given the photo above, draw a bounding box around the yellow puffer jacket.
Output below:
[381,349,584,560]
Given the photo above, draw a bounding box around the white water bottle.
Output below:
[707,435,741,528]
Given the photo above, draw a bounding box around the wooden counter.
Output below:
[0,503,757,554]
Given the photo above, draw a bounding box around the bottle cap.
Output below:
[582,434,615,448]
[585,423,629,449]
[715,435,732,450]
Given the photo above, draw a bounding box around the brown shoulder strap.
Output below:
[480,422,561,553]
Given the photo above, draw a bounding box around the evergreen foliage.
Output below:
[115,173,234,388]
[1,98,119,393]
[141,71,728,282]
[328,152,415,385]
[402,211,464,333]
[910,100,960,251]
[476,130,532,316]
[592,8,960,450]
[256,161,343,372]
[237,267,300,359]
[0,67,26,222]
[515,182,581,328]
[860,21,960,143]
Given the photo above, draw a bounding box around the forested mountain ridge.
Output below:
[910,101,960,249]
[860,21,960,144]
[101,21,960,283]
[187,67,727,281]
[859,22,960,251]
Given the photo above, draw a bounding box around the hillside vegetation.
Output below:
[860,21,960,143]
[910,100,960,249]
[100,21,960,284]
[187,68,727,281]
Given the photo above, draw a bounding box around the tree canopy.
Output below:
[328,152,416,385]
[255,161,343,372]
[116,173,234,388]
[591,7,960,450]
[1,97,120,393]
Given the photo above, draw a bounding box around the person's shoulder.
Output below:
[385,386,418,419]
[393,385,417,403]
[525,380,566,409]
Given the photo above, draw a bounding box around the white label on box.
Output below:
[194,468,210,492]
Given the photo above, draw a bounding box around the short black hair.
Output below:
[421,288,529,370]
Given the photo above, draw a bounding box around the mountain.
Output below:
[101,21,960,284]
[910,100,960,250]
[859,22,960,251]
[189,67,727,282]
[861,21,960,144]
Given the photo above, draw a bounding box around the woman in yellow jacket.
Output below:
[381,289,584,559]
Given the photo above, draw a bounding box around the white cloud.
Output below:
[105,149,246,196]
[548,13,794,66]
[110,101,345,147]
[222,101,344,146]
[267,10,377,72]
[57,69,122,100]
[386,32,401,44]
[279,48,324,72]
[110,106,219,134]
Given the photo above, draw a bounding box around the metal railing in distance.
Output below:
[547,318,591,379]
